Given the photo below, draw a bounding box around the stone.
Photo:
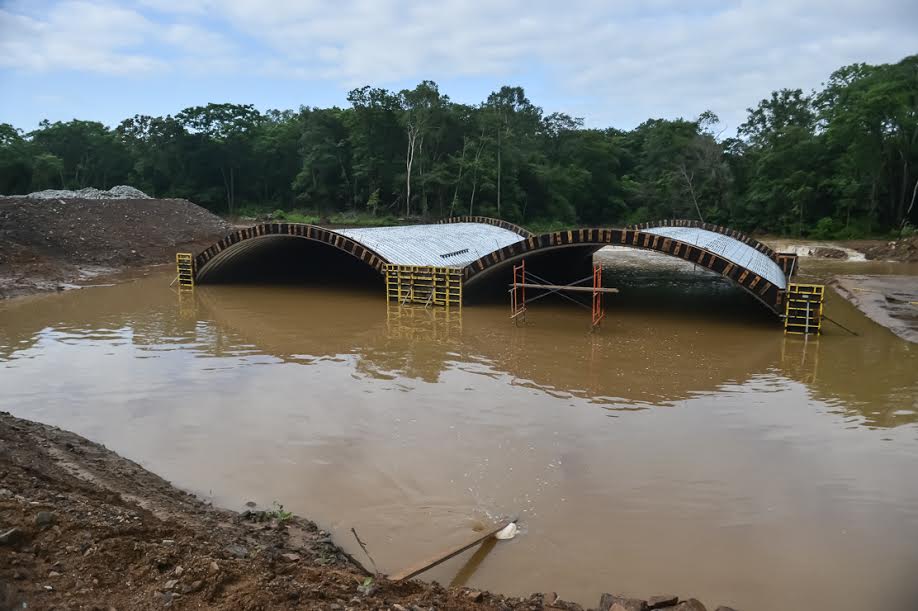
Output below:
[49,571,61,578]
[164,579,178,590]
[648,595,679,609]
[466,590,484,602]
[280,553,301,563]
[181,580,203,594]
[153,590,174,607]
[714,607,739,611]
[599,594,647,611]
[0,527,25,546]
[225,543,248,559]
[35,511,54,528]
[208,561,220,574]
[544,592,559,605]
[174,566,184,577]
[670,600,707,611]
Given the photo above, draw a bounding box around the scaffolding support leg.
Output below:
[591,263,604,330]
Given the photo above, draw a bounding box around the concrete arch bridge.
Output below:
[192,216,798,315]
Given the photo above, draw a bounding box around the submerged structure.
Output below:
[191,216,799,315]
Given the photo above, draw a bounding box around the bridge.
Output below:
[192,216,798,315]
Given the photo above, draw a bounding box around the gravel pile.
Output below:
[3,185,152,200]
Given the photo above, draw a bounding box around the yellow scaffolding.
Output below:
[175,253,195,292]
[385,265,463,308]
[784,283,824,335]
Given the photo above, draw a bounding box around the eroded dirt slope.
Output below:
[0,198,232,299]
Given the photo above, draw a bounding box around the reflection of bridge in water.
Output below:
[0,275,915,427]
[193,217,799,315]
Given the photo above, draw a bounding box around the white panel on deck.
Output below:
[644,226,787,289]
[335,223,525,267]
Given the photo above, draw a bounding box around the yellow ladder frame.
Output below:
[784,283,824,335]
[176,253,195,292]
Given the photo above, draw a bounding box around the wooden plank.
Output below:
[388,520,514,582]
[507,283,619,294]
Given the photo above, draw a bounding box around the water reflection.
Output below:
[1,273,916,429]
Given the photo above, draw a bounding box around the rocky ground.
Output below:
[863,235,918,262]
[0,197,232,299]
[0,412,734,611]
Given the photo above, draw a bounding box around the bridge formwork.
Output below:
[190,217,799,317]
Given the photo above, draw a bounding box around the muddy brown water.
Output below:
[1,251,917,611]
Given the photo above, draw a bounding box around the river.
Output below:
[1,251,916,610]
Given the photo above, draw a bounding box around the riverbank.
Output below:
[0,412,728,611]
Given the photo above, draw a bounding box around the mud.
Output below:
[0,197,231,299]
[831,275,918,343]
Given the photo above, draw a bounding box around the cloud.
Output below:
[0,1,165,74]
[0,0,916,128]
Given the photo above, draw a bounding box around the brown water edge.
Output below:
[1,253,917,611]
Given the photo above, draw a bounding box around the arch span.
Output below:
[195,222,389,283]
[461,227,787,313]
[437,215,535,237]
[630,219,777,259]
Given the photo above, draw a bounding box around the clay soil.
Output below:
[0,198,232,299]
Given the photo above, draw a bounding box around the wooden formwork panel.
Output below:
[385,265,463,308]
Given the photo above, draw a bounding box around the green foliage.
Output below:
[1,55,916,236]
[269,501,292,523]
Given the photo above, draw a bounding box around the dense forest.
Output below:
[1,55,916,237]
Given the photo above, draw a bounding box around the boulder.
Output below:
[599,594,647,611]
[669,600,707,611]
[648,595,679,609]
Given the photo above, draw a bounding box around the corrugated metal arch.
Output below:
[461,228,787,314]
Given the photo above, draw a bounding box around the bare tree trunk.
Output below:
[679,163,705,222]
[897,152,909,224]
[450,137,469,215]
[469,135,485,216]
[220,167,232,214]
[496,126,501,216]
[899,178,918,237]
[419,136,427,218]
[405,124,419,217]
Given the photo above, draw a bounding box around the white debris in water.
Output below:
[494,522,518,540]
[6,185,152,200]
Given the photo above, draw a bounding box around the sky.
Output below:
[1,0,916,134]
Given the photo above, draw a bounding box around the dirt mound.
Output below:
[864,236,918,262]
[3,185,152,200]
[0,197,232,299]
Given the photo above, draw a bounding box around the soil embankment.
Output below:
[832,275,918,343]
[0,197,232,299]
[0,412,729,611]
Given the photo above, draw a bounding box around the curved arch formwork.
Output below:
[192,218,790,316]
[630,219,777,259]
[195,222,390,282]
[461,227,787,313]
[437,215,535,238]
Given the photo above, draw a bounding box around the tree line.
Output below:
[1,55,915,237]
